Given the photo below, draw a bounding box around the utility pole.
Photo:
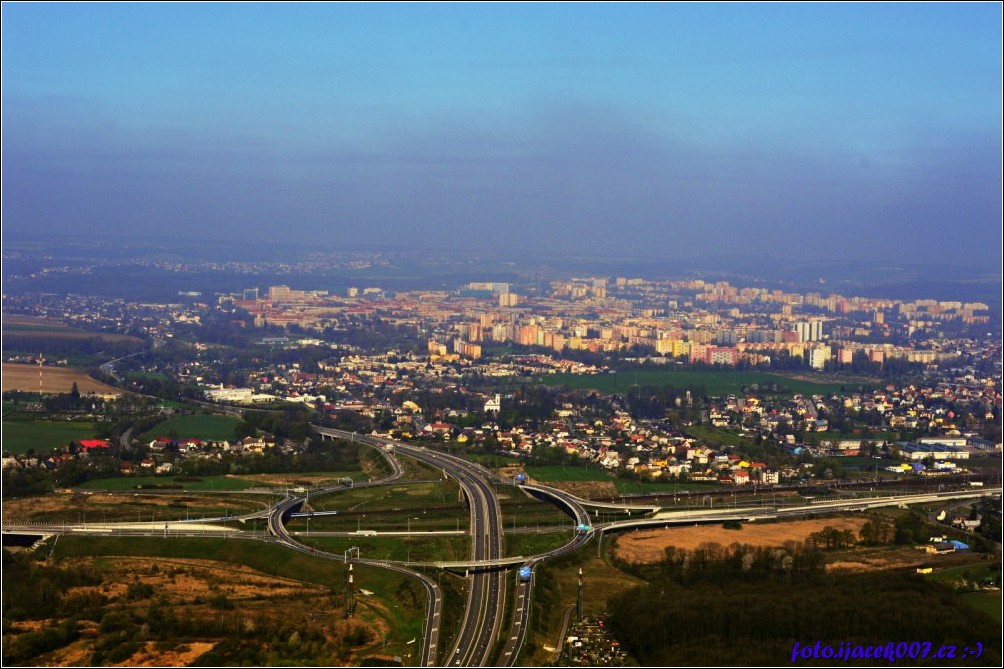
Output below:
[576,568,584,622]
[345,563,354,619]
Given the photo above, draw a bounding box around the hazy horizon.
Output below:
[3,4,1002,267]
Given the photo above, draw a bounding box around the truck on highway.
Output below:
[576,523,592,534]
[519,566,532,582]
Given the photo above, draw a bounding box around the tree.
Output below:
[233,422,258,441]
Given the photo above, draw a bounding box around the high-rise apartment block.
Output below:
[794,321,824,342]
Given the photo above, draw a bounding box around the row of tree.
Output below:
[606,545,1001,666]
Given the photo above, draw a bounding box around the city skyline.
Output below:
[2,3,1001,268]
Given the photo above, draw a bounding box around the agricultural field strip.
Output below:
[1,362,125,395]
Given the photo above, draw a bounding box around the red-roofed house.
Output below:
[177,439,203,452]
[79,439,110,450]
[149,437,173,451]
[424,422,453,435]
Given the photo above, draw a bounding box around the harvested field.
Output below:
[1,491,267,524]
[73,556,329,602]
[530,479,619,500]
[3,314,142,344]
[613,516,869,563]
[2,363,123,396]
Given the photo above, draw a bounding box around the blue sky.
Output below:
[3,3,1001,266]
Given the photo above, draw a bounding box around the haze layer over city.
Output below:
[3,3,1002,268]
[2,4,1001,669]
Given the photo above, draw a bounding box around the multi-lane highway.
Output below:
[315,427,508,667]
[494,482,593,666]
[9,421,998,668]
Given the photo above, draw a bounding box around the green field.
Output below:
[962,592,1003,623]
[925,562,1002,623]
[833,456,891,471]
[504,531,572,558]
[287,480,468,533]
[525,465,616,483]
[397,453,451,480]
[466,453,521,468]
[927,562,1001,585]
[1,419,99,454]
[78,474,259,491]
[297,534,470,563]
[682,425,750,447]
[141,413,242,441]
[541,369,856,396]
[498,494,576,531]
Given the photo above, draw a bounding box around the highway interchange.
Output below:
[4,425,999,667]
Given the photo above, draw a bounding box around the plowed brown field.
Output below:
[613,516,870,563]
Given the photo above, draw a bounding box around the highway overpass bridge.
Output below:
[596,488,1001,534]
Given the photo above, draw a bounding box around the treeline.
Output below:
[240,406,318,442]
[2,550,102,622]
[625,384,705,420]
[321,409,375,434]
[963,500,1003,544]
[3,334,143,359]
[323,318,424,354]
[611,540,825,585]
[179,437,371,478]
[2,432,374,499]
[606,542,1001,666]
[1,467,52,498]
[119,374,190,400]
